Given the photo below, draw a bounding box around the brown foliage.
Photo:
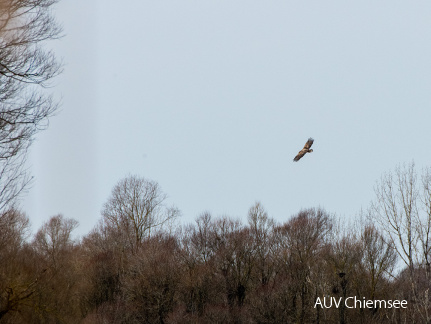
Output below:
[6,166,431,323]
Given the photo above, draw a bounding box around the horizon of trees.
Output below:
[1,164,431,323]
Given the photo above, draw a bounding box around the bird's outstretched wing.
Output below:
[303,138,314,150]
[293,150,306,161]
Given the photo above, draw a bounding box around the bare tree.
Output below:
[361,225,397,300]
[371,162,431,323]
[0,0,62,212]
[418,166,431,277]
[209,216,255,321]
[0,208,28,254]
[189,212,214,264]
[276,208,332,324]
[372,162,418,271]
[0,209,48,322]
[33,214,78,270]
[247,202,277,286]
[121,235,180,324]
[101,175,179,251]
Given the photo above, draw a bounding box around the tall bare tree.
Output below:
[33,214,78,270]
[277,208,332,324]
[371,162,431,323]
[247,202,277,286]
[372,163,418,274]
[361,225,397,300]
[101,175,179,251]
[0,0,62,212]
[418,166,431,277]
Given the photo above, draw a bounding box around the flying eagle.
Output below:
[293,138,314,162]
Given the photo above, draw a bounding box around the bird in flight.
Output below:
[293,138,314,162]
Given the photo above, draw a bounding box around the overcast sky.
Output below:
[23,1,431,236]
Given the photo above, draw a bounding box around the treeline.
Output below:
[1,167,431,324]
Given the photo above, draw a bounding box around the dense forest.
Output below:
[1,1,431,323]
[1,166,431,324]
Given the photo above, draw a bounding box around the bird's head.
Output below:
[309,149,313,153]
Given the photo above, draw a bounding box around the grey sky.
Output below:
[23,1,431,236]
